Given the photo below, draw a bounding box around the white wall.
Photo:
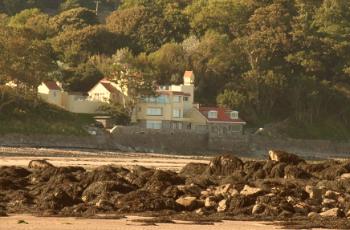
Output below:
[88,83,111,102]
[62,93,103,114]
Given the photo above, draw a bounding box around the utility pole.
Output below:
[95,0,100,16]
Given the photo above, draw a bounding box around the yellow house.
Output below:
[133,71,195,129]
[132,71,246,134]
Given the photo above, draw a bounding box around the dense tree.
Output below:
[9,8,52,37]
[0,27,57,93]
[185,0,251,37]
[106,1,189,53]
[49,7,98,33]
[62,62,103,92]
[148,43,187,84]
[51,25,126,65]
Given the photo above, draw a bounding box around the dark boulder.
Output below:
[180,163,208,177]
[268,150,305,165]
[206,155,244,176]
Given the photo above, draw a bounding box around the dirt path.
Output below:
[0,215,282,230]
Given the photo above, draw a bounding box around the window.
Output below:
[147,108,162,116]
[184,97,189,102]
[230,111,239,119]
[172,109,182,118]
[172,122,183,129]
[173,95,182,103]
[160,85,169,90]
[149,97,156,103]
[146,120,162,129]
[156,95,168,104]
[208,110,218,119]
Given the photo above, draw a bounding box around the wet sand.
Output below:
[0,147,210,171]
[0,215,282,230]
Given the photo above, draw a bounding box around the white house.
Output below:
[38,81,63,108]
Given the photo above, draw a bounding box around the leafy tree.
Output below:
[106,1,189,53]
[98,102,131,125]
[9,8,52,38]
[49,7,98,33]
[148,43,187,84]
[51,25,126,65]
[0,27,57,93]
[187,31,235,104]
[62,62,103,92]
[108,48,155,114]
[185,0,251,37]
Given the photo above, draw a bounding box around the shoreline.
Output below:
[0,214,282,230]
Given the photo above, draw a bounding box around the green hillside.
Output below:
[0,87,94,135]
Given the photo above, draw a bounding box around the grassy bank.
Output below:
[0,88,94,135]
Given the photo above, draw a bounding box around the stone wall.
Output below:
[2,130,350,158]
[111,126,209,153]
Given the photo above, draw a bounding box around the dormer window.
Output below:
[230,111,239,119]
[208,110,218,119]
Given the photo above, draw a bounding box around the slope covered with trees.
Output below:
[1,0,350,139]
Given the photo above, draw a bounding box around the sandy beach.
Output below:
[0,215,282,230]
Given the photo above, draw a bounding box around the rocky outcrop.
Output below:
[1,150,350,223]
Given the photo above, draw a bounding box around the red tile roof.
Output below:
[184,71,194,78]
[100,82,120,94]
[198,107,246,124]
[44,81,61,90]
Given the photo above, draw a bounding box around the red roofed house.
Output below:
[189,106,246,135]
[132,70,246,134]
[38,81,63,108]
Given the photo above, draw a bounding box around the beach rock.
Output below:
[82,180,135,202]
[180,163,208,177]
[284,165,310,179]
[117,190,179,212]
[305,185,322,201]
[322,198,336,207]
[28,160,54,170]
[308,212,321,219]
[204,196,217,208]
[207,155,243,176]
[293,202,310,214]
[320,208,343,218]
[340,173,350,180]
[177,184,202,197]
[240,185,262,196]
[268,150,304,164]
[176,196,200,210]
[252,204,265,215]
[217,199,228,212]
[324,190,340,200]
[214,184,238,197]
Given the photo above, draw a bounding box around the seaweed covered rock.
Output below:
[116,190,180,212]
[268,150,305,165]
[180,163,208,177]
[143,170,185,193]
[206,155,243,176]
[28,160,55,170]
[82,180,136,202]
